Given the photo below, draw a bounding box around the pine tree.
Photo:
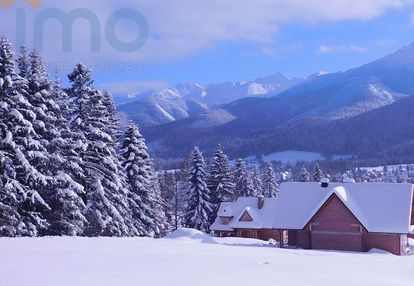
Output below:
[206,145,234,225]
[297,165,311,182]
[0,144,25,236]
[0,38,26,236]
[41,74,87,236]
[150,170,171,237]
[233,159,256,198]
[21,51,88,236]
[121,122,167,237]
[159,171,175,203]
[185,147,213,232]
[102,91,120,147]
[68,64,132,237]
[17,46,30,79]
[171,169,187,230]
[158,171,175,229]
[313,161,324,182]
[0,38,50,236]
[207,145,234,205]
[252,167,263,196]
[262,162,279,198]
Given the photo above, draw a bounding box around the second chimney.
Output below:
[258,195,265,209]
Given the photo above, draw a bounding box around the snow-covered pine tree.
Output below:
[150,170,171,237]
[158,171,175,229]
[185,147,213,232]
[297,165,311,182]
[262,162,279,198]
[40,74,87,236]
[17,46,30,79]
[68,64,132,237]
[207,145,234,207]
[23,51,88,236]
[0,39,26,237]
[0,151,29,236]
[233,159,256,198]
[170,169,187,230]
[121,122,163,237]
[252,167,263,196]
[102,91,120,148]
[313,161,324,182]
[0,38,50,236]
[159,171,175,203]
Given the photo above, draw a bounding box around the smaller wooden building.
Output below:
[211,182,414,255]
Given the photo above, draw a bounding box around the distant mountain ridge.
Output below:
[140,43,414,161]
[116,73,304,127]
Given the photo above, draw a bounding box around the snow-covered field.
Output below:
[239,150,352,165]
[1,229,414,286]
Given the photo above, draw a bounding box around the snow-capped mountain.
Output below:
[117,73,304,127]
[142,42,414,159]
[117,93,210,128]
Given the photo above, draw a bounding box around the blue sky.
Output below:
[124,8,414,85]
[2,1,414,93]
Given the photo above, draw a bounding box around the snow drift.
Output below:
[165,228,217,244]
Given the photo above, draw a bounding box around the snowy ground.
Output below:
[1,229,414,286]
[235,150,352,165]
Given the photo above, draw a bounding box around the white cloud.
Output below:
[317,45,368,54]
[0,0,411,64]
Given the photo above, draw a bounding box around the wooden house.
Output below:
[211,181,414,255]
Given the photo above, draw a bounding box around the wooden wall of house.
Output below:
[235,228,281,241]
[411,194,414,225]
[363,233,402,255]
[294,193,406,255]
[297,230,311,249]
[410,192,414,239]
[257,229,280,241]
[236,229,258,239]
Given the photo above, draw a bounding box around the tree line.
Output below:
[3,36,403,237]
[0,37,280,237]
[0,38,168,237]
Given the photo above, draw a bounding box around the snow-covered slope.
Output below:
[117,93,210,128]
[144,43,414,159]
[117,73,303,127]
[1,236,413,286]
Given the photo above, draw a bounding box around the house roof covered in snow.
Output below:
[210,182,414,234]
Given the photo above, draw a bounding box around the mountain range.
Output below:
[116,73,304,127]
[117,43,414,162]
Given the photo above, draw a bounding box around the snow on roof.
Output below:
[230,207,263,229]
[217,203,234,217]
[211,182,414,234]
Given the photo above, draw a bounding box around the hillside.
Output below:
[144,83,414,161]
[143,43,414,160]
[117,74,304,127]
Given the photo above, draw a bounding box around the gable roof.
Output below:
[230,207,263,229]
[306,193,368,231]
[211,182,414,234]
[239,209,254,222]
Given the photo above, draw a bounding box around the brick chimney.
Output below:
[320,177,330,188]
[258,195,265,209]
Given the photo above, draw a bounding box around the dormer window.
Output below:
[220,217,231,224]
